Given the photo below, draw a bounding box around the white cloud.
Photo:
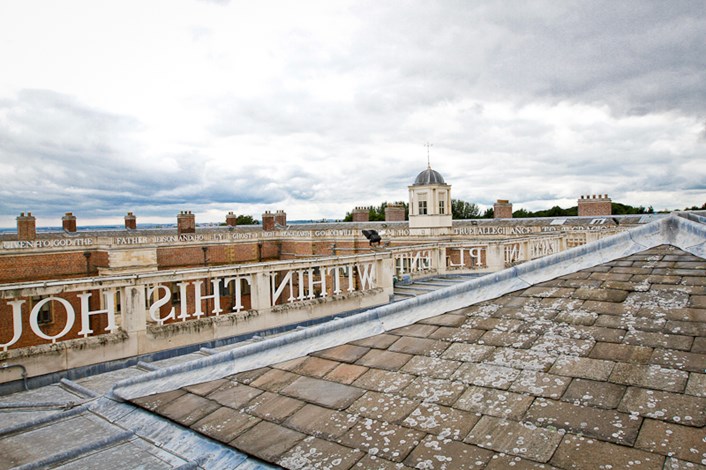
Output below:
[0,0,704,228]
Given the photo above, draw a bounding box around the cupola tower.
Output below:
[408,164,452,235]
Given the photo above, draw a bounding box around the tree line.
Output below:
[342,200,704,221]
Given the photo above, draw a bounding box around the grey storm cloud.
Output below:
[209,1,706,144]
[0,90,287,218]
[346,1,706,116]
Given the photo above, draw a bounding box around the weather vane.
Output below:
[424,142,433,168]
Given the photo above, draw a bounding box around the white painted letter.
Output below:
[147,285,175,325]
[271,271,295,304]
[469,247,483,267]
[356,263,376,290]
[1,300,24,351]
[307,268,327,299]
[193,279,223,317]
[31,297,76,342]
[224,276,252,312]
[78,292,116,337]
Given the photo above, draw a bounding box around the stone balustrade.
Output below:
[0,229,616,385]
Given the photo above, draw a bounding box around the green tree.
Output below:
[684,203,706,210]
[343,202,408,221]
[451,199,480,219]
[611,203,648,215]
[512,208,531,218]
[219,215,259,225]
[236,215,259,225]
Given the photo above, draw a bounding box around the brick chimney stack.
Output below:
[226,211,238,227]
[124,212,137,230]
[352,207,370,222]
[17,212,36,241]
[177,211,196,235]
[274,210,287,227]
[262,211,275,231]
[385,203,406,222]
[62,212,77,232]
[578,194,612,217]
[493,199,513,219]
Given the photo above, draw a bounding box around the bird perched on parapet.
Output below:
[362,230,382,246]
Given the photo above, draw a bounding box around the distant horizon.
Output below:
[3,198,704,231]
[3,203,701,232]
[0,219,341,232]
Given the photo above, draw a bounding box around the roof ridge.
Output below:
[111,214,706,400]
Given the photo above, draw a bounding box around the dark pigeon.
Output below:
[362,230,382,246]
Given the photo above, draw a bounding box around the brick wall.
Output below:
[352,207,369,222]
[16,213,36,241]
[493,200,513,219]
[156,243,261,269]
[274,210,287,227]
[578,194,612,217]
[280,240,313,260]
[312,241,335,256]
[177,211,196,234]
[62,213,77,232]
[385,204,406,222]
[157,246,207,268]
[124,212,137,230]
[206,243,258,265]
[0,251,105,283]
[259,240,281,260]
[262,211,275,231]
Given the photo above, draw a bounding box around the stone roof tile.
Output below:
[130,245,706,468]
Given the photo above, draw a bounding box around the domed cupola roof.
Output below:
[413,166,445,185]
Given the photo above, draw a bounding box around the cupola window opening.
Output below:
[418,193,428,215]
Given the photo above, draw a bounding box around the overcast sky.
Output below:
[0,0,704,227]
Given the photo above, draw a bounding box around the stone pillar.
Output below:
[385,203,406,222]
[275,210,287,227]
[17,212,36,241]
[578,194,612,217]
[226,211,238,227]
[486,242,506,272]
[62,212,77,232]
[124,212,137,230]
[177,211,196,234]
[378,257,395,299]
[352,207,369,222]
[438,246,449,275]
[493,200,513,219]
[122,286,148,354]
[262,211,275,231]
[250,272,272,311]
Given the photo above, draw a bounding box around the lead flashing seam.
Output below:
[14,431,133,470]
[106,400,250,468]
[0,404,89,437]
[112,215,705,400]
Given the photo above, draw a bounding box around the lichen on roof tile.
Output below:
[124,223,706,468]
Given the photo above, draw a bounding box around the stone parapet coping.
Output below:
[111,214,706,400]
